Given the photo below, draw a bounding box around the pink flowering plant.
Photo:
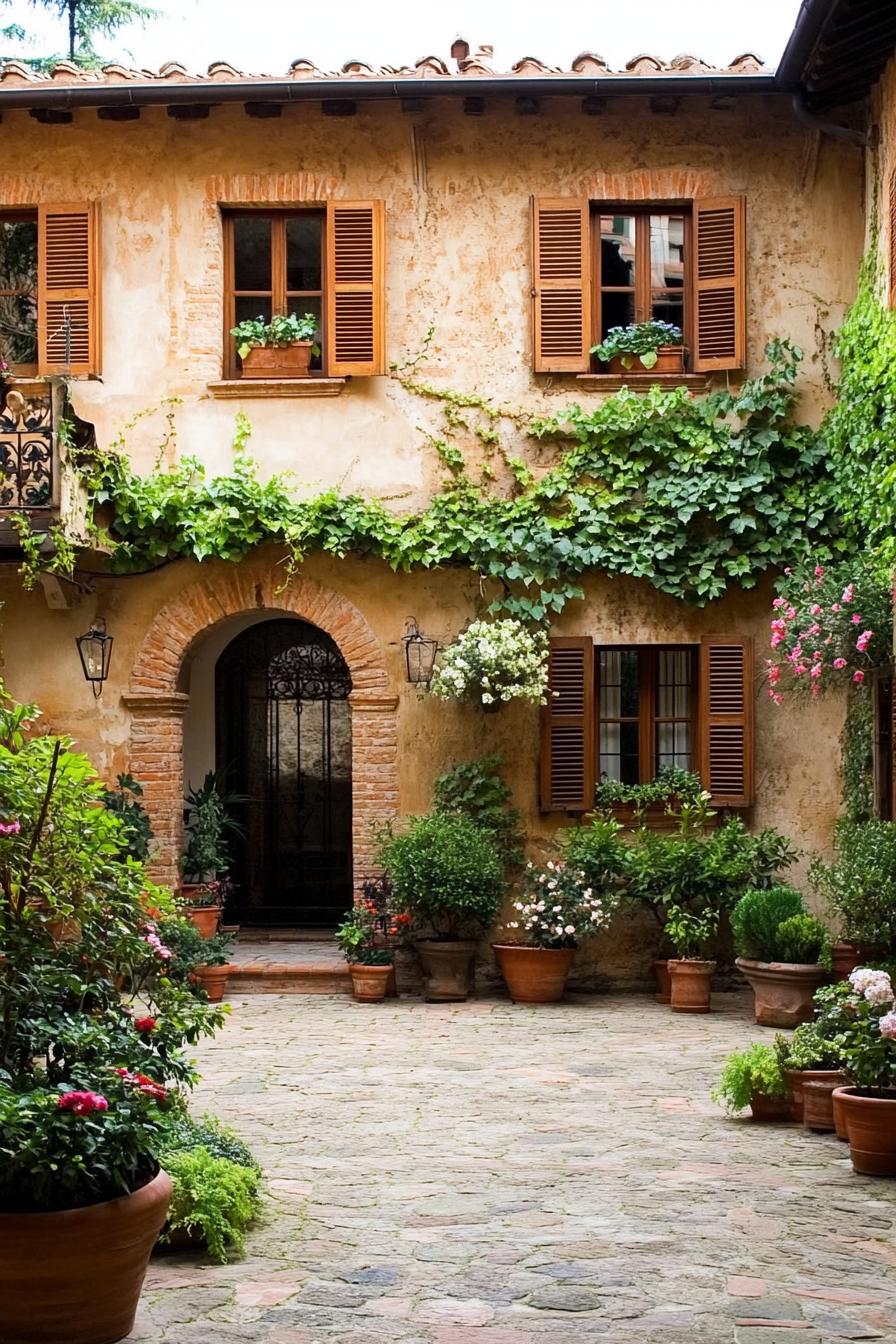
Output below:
[507,859,618,949]
[0,683,226,1214]
[765,558,891,703]
[813,968,896,1094]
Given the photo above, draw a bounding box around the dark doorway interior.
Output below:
[215,618,352,927]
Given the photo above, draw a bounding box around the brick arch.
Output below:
[125,566,397,897]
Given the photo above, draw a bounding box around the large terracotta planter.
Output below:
[349,963,393,1003]
[241,341,312,378]
[784,1068,843,1124]
[802,1073,848,1132]
[492,944,576,1003]
[831,941,863,982]
[192,963,230,1002]
[736,957,828,1028]
[749,1092,792,1122]
[653,958,672,1004]
[417,939,478,1002]
[834,1086,896,1175]
[832,1088,850,1141]
[668,958,716,1014]
[0,1167,171,1344]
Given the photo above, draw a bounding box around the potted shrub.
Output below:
[377,812,504,1002]
[591,320,684,374]
[774,1021,845,1125]
[429,619,549,711]
[161,919,234,1004]
[181,773,243,936]
[712,1043,791,1121]
[230,311,320,378]
[335,901,394,1003]
[810,820,896,973]
[665,906,718,1013]
[732,886,830,1027]
[829,968,896,1175]
[0,684,226,1344]
[494,843,620,1003]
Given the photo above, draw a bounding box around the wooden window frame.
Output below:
[0,209,39,377]
[589,202,692,372]
[595,644,698,785]
[222,207,326,380]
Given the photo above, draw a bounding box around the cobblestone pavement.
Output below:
[137,992,896,1344]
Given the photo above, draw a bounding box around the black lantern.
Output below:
[75,619,113,697]
[402,618,438,685]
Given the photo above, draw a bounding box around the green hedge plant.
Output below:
[810,820,896,953]
[731,886,822,962]
[376,812,504,941]
[160,1147,262,1262]
[712,1043,788,1114]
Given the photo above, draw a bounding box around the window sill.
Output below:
[206,378,347,399]
[576,373,713,392]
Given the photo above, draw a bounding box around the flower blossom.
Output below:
[810,664,822,680]
[849,968,894,1005]
[851,613,862,625]
[856,630,873,654]
[144,931,171,960]
[879,1011,896,1040]
[810,603,822,615]
[814,565,824,579]
[58,1090,108,1116]
[134,1016,157,1033]
[0,818,21,835]
[842,584,855,603]
[833,658,847,670]
[854,670,865,685]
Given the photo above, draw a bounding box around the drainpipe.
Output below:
[791,91,873,148]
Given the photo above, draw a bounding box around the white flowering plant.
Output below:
[429,620,549,709]
[506,859,618,949]
[814,968,896,1093]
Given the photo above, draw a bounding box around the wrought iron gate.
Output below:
[215,619,352,926]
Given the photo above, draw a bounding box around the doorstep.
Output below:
[227,932,352,995]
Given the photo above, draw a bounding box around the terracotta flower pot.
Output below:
[184,905,220,938]
[834,1086,896,1175]
[0,1167,171,1344]
[735,957,828,1028]
[349,963,393,1003]
[608,345,684,376]
[832,1087,850,1141]
[192,963,230,1002]
[831,941,863,981]
[668,958,716,1014]
[783,1068,843,1124]
[417,939,478,1002]
[653,958,672,1004]
[241,341,313,378]
[802,1073,849,1132]
[749,1092,792,1122]
[492,944,576,1003]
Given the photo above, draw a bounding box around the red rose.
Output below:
[134,1016,157,1033]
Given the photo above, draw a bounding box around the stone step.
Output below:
[226,961,352,995]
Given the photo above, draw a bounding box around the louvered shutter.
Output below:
[325,200,385,376]
[38,203,101,376]
[531,198,590,373]
[540,636,595,811]
[692,197,745,373]
[698,636,754,807]
[889,173,896,309]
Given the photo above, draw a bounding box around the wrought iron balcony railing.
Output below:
[0,383,55,512]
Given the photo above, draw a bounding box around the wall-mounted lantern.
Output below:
[402,618,438,686]
[75,618,113,697]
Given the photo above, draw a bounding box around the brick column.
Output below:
[349,691,399,894]
[123,692,189,890]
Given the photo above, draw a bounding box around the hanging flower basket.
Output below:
[429,619,549,710]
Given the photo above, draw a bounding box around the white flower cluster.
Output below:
[849,967,895,1007]
[507,859,615,948]
[430,619,549,707]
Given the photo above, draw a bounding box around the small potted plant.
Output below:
[429,619,549,712]
[230,312,320,379]
[335,900,395,1003]
[810,820,896,975]
[376,812,504,1002]
[829,968,896,1174]
[712,1043,791,1121]
[591,320,684,374]
[664,905,719,1013]
[732,886,831,1027]
[181,773,242,936]
[160,919,234,1004]
[494,854,618,1003]
[773,1020,846,1128]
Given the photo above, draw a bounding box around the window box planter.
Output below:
[240,342,313,379]
[833,1086,896,1175]
[608,345,684,377]
[492,944,576,1004]
[735,957,828,1028]
[0,1167,171,1344]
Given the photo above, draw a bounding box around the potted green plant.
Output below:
[160,919,234,1004]
[591,320,684,374]
[376,812,504,1002]
[665,905,719,1013]
[230,312,320,379]
[101,772,154,863]
[732,886,831,1027]
[774,1019,846,1128]
[429,619,549,711]
[829,969,896,1174]
[157,1111,262,1261]
[712,1043,791,1121]
[494,846,620,1002]
[810,820,896,975]
[181,773,243,936]
[0,683,226,1344]
[335,900,394,1003]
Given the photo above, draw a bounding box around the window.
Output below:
[220,200,386,381]
[592,208,687,351]
[0,212,38,372]
[223,210,325,377]
[873,669,894,820]
[597,646,696,784]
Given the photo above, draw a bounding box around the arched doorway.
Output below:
[215,618,353,927]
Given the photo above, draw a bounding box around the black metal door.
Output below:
[215,618,352,926]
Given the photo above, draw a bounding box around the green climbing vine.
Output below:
[840,691,874,824]
[15,337,849,617]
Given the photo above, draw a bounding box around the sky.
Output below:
[4,0,805,74]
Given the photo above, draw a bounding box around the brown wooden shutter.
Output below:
[325,200,385,376]
[698,635,754,807]
[889,173,896,309]
[692,197,745,373]
[531,198,590,373]
[540,636,595,811]
[38,203,101,376]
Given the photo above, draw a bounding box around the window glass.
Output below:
[286,215,322,291]
[600,721,640,785]
[649,213,685,330]
[598,650,640,784]
[0,217,37,366]
[234,296,272,327]
[656,648,693,772]
[233,216,272,292]
[601,292,635,341]
[600,215,635,286]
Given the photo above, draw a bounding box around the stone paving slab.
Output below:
[138,992,896,1344]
